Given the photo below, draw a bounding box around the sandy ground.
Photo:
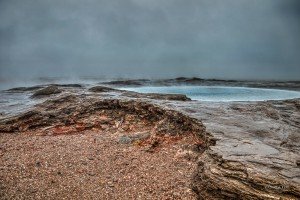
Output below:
[0,129,200,199]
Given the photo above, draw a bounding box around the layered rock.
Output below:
[0,94,209,145]
[167,99,300,199]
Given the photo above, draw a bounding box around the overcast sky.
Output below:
[0,0,300,81]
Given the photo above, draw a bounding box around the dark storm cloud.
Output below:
[0,0,300,80]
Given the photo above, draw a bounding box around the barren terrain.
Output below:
[0,80,299,199]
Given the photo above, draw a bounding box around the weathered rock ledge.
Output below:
[0,95,207,142]
[171,99,300,199]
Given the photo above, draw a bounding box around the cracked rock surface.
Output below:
[165,99,300,199]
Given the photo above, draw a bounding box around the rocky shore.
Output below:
[0,80,299,199]
[101,77,300,91]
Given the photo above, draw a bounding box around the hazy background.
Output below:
[0,0,300,82]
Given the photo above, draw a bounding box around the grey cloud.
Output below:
[0,0,299,80]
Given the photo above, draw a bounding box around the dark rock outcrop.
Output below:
[31,86,62,98]
[122,91,191,101]
[7,86,43,92]
[0,94,209,143]
[99,77,300,90]
[88,86,117,92]
[174,77,204,83]
[52,84,82,88]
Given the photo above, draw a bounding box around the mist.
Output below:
[0,0,300,81]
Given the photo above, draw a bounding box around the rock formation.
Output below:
[31,85,62,98]
[0,83,299,199]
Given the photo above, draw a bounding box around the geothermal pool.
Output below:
[119,86,300,102]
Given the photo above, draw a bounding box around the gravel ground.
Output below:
[0,129,200,199]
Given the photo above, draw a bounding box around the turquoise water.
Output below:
[119,86,300,102]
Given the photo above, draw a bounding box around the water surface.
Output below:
[119,86,300,102]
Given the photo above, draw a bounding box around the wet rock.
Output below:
[175,77,189,81]
[7,86,43,92]
[7,84,81,94]
[52,84,82,88]
[31,86,62,98]
[122,91,191,101]
[145,93,191,101]
[174,77,204,83]
[88,86,117,93]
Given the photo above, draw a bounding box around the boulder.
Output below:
[88,86,117,93]
[31,86,62,98]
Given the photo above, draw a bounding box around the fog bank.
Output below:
[1,0,300,81]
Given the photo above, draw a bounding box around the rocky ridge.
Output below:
[101,77,300,91]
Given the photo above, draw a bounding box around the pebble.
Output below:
[118,136,132,144]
